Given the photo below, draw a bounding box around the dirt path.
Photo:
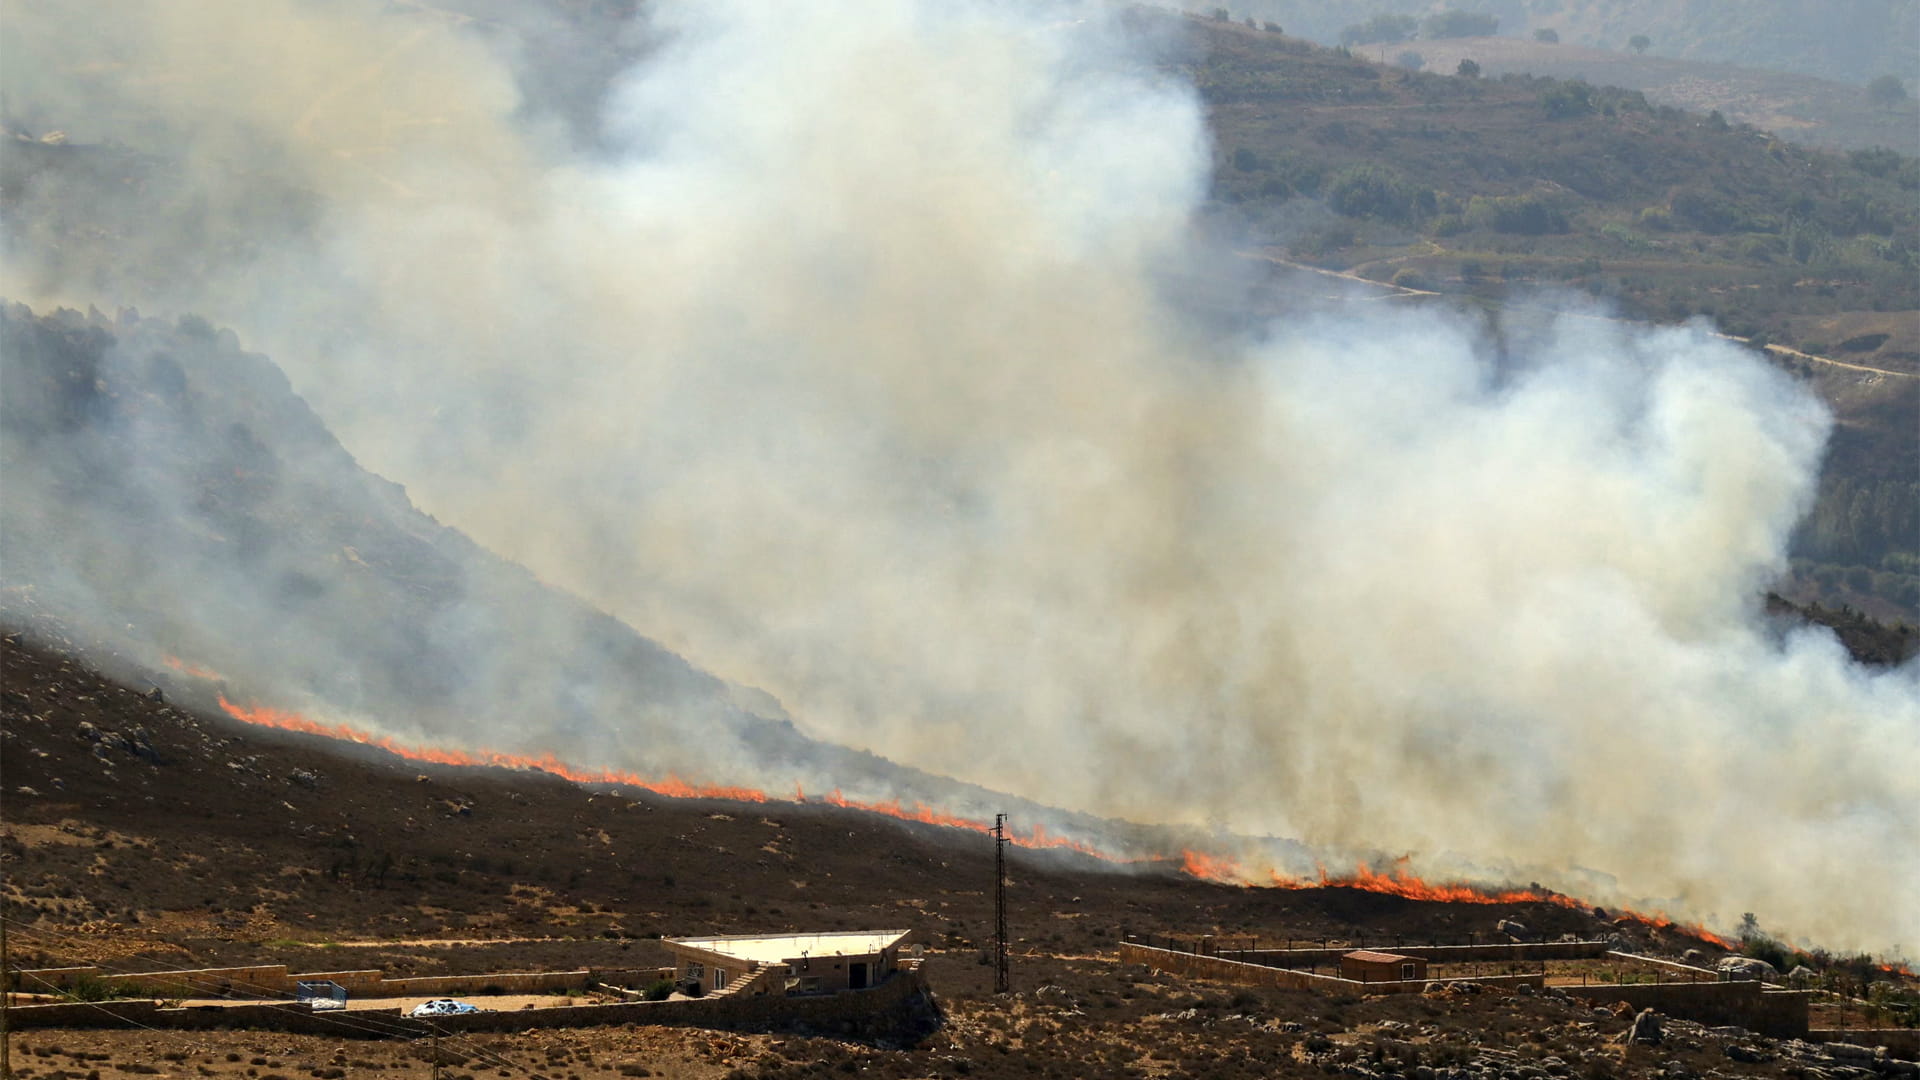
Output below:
[1247,250,1919,380]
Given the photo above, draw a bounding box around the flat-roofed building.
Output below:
[662,930,914,996]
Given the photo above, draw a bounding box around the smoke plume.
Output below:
[2,0,1915,951]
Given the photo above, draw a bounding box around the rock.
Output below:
[1715,957,1778,982]
[1681,949,1706,966]
[1724,1044,1768,1063]
[1626,1008,1663,1045]
[1497,919,1532,942]
[1787,965,1819,986]
[1513,981,1535,995]
[1822,1043,1880,1064]
[288,768,319,788]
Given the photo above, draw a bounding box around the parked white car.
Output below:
[410,998,483,1017]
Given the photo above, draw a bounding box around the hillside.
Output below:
[1408,36,1920,155]
[1185,0,1920,90]
[1174,17,1919,618]
[8,629,1914,1076]
[0,300,1153,849]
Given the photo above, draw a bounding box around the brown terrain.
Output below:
[5,625,1917,1078]
[1401,37,1919,156]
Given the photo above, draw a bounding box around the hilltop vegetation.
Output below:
[1156,14,1920,619]
[1183,0,1919,89]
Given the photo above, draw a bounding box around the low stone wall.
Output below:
[1808,1030,1920,1060]
[2,970,934,1039]
[1563,980,1811,1038]
[1119,942,1545,996]
[11,964,297,999]
[1188,940,1611,968]
[9,964,608,1000]
[2,1000,402,1037]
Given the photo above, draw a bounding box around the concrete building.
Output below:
[1340,950,1427,983]
[662,930,914,997]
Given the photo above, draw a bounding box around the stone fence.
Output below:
[6,963,663,1001]
[1178,939,1613,968]
[1563,979,1812,1038]
[1808,1030,1920,1059]
[1119,941,1545,996]
[1,967,932,1039]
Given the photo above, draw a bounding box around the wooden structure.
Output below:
[1340,950,1427,983]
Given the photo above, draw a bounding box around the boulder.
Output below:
[1497,918,1532,942]
[1626,1008,1663,1045]
[1723,1044,1768,1063]
[1715,957,1778,982]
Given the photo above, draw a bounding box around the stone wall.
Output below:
[1808,1030,1920,1059]
[1149,939,1611,968]
[1563,980,1811,1038]
[9,963,606,1000]
[2,968,934,1040]
[1119,942,1545,996]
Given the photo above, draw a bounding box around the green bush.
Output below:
[643,979,675,1001]
[1465,194,1568,235]
[1326,165,1432,224]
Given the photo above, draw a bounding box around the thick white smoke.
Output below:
[3,0,1915,951]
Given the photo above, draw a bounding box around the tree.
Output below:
[1533,28,1559,44]
[1456,58,1481,78]
[1868,74,1909,111]
[1422,10,1499,39]
[1395,50,1426,71]
[1541,81,1594,119]
[1339,13,1417,46]
[1628,34,1651,54]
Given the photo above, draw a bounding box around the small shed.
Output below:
[662,930,913,997]
[1341,950,1427,983]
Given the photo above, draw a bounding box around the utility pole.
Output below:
[992,813,1010,995]
[2,906,11,1080]
[429,1022,441,1080]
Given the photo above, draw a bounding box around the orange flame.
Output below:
[163,655,223,680]
[1180,848,1243,883]
[202,684,1733,947]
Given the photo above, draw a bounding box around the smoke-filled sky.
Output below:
[3,0,1916,952]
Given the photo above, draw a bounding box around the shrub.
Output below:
[1465,194,1568,235]
[643,979,675,1001]
[1326,164,1431,224]
[1423,10,1498,39]
[1541,81,1594,119]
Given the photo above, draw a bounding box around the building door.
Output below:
[848,962,869,990]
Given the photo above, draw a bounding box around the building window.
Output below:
[1401,963,1416,980]
[684,962,704,981]
[714,968,728,990]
